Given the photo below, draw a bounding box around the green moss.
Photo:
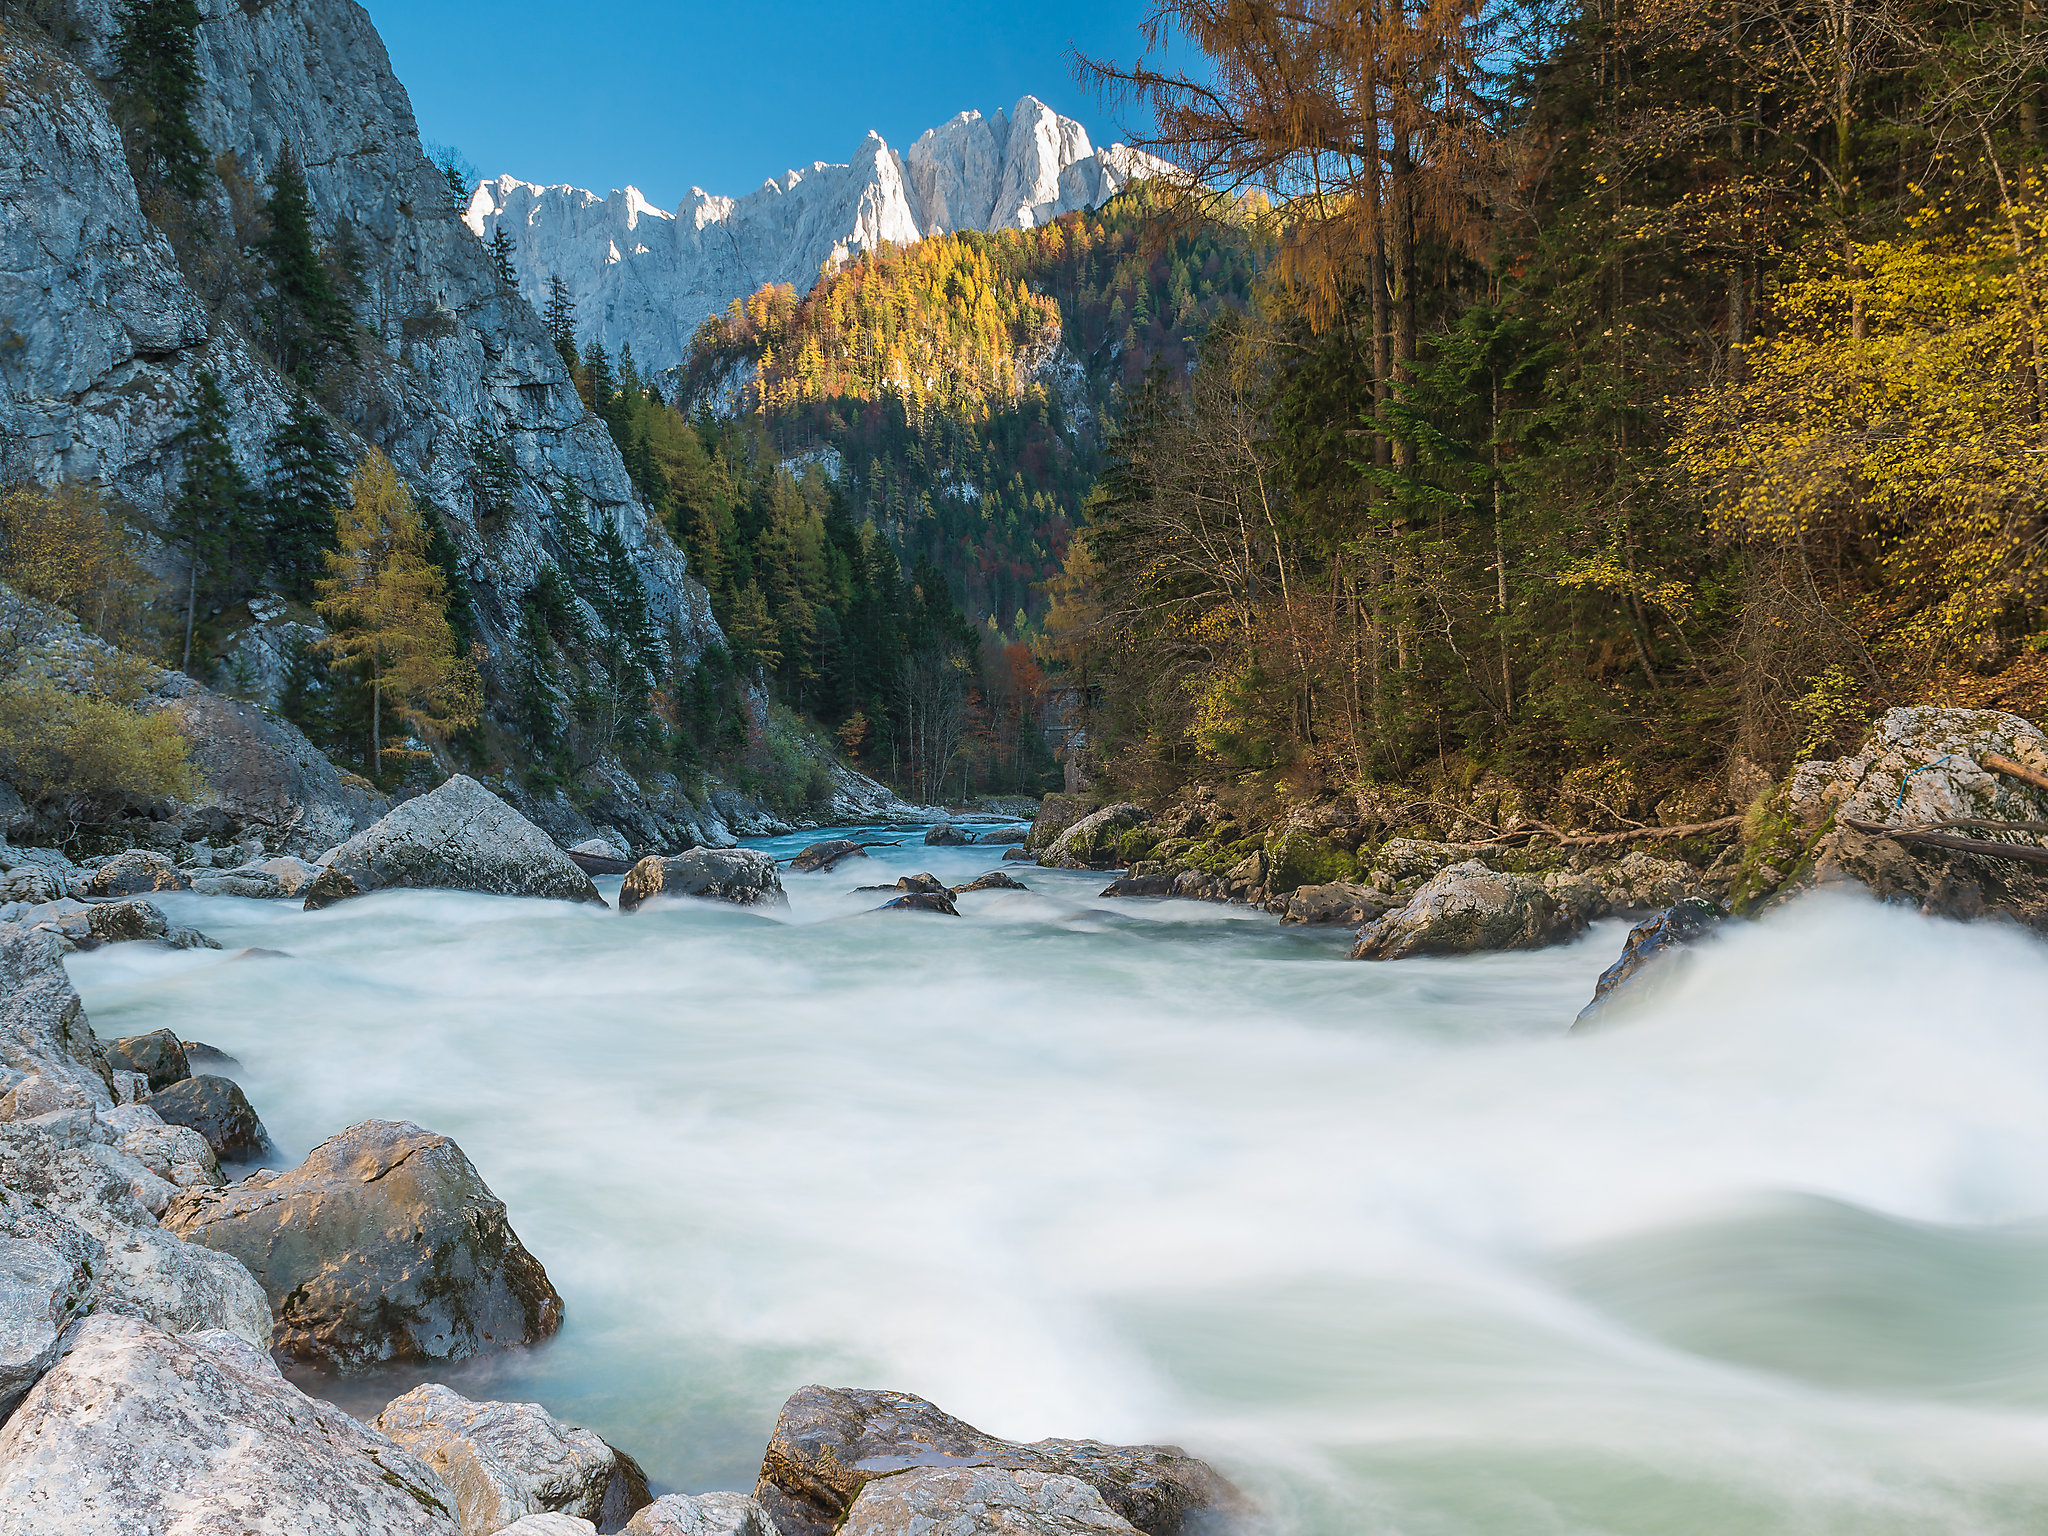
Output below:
[1728,789,1831,915]
[1264,831,1359,893]
[1116,826,1159,864]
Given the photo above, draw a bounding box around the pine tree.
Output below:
[554,481,600,575]
[259,144,357,379]
[544,277,578,373]
[489,227,519,290]
[510,592,561,759]
[112,0,207,199]
[468,419,520,525]
[168,372,261,672]
[315,451,480,775]
[263,392,346,601]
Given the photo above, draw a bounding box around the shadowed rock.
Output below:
[790,840,870,873]
[620,850,787,911]
[876,892,959,916]
[1574,898,1725,1028]
[164,1119,563,1373]
[954,872,1027,895]
[150,1075,269,1162]
[923,824,969,846]
[84,850,188,898]
[101,1029,190,1091]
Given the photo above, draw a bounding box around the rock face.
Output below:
[1574,898,1725,1028]
[0,1187,100,1419]
[0,1315,462,1535]
[625,1493,783,1536]
[372,1383,651,1535]
[164,1118,563,1372]
[619,849,787,911]
[0,925,112,1109]
[840,1468,1141,1536]
[1040,805,1149,870]
[468,97,1166,371]
[1351,861,1584,961]
[150,1074,271,1162]
[102,1030,191,1091]
[752,1385,1236,1536]
[303,775,605,910]
[789,840,869,873]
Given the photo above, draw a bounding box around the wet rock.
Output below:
[372,1382,652,1535]
[1574,898,1726,1028]
[924,823,970,846]
[304,775,605,910]
[841,1468,1140,1536]
[164,1118,563,1372]
[877,892,961,915]
[189,854,322,898]
[150,1075,270,1162]
[790,840,870,873]
[0,1187,100,1419]
[182,1040,243,1073]
[1041,805,1149,870]
[102,1028,191,1091]
[1351,861,1584,961]
[620,849,788,911]
[955,872,1028,894]
[1281,881,1392,927]
[625,1492,783,1536]
[752,1385,1237,1536]
[1003,847,1036,862]
[1101,874,1175,898]
[895,872,950,894]
[83,849,189,898]
[1024,795,1096,853]
[973,827,1029,846]
[0,1315,461,1535]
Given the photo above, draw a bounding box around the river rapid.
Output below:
[61,825,2048,1534]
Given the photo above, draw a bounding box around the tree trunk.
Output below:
[371,662,382,775]
[181,557,198,674]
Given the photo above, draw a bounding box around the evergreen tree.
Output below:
[259,143,358,379]
[468,419,520,525]
[168,372,261,672]
[263,392,346,601]
[544,277,578,373]
[488,227,519,290]
[510,592,562,760]
[111,0,207,199]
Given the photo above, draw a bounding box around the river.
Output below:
[63,825,2048,1534]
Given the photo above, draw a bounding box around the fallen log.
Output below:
[1983,753,2048,795]
[1475,815,1745,849]
[1842,817,2048,866]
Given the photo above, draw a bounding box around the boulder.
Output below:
[877,892,960,916]
[0,924,112,1110]
[789,840,870,873]
[1040,805,1149,870]
[101,1028,190,1091]
[924,823,969,846]
[1281,881,1392,927]
[1574,898,1726,1029]
[841,1468,1140,1536]
[0,1187,99,1418]
[1024,795,1096,853]
[107,1107,224,1191]
[955,872,1028,894]
[1350,861,1584,960]
[752,1385,1237,1536]
[189,854,322,898]
[973,827,1029,846]
[150,1074,270,1162]
[619,849,787,912]
[303,775,605,910]
[1100,874,1175,898]
[889,872,950,895]
[501,1519,600,1536]
[164,1118,563,1372]
[372,1383,651,1535]
[1601,850,1703,912]
[570,835,632,862]
[83,849,189,897]
[0,866,63,904]
[1002,846,1036,862]
[626,1492,783,1536]
[183,1040,243,1073]
[0,1315,461,1535]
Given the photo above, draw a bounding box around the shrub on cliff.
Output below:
[0,675,193,812]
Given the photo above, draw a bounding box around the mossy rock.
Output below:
[1264,831,1359,894]
[1117,826,1160,865]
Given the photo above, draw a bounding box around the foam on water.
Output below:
[63,828,2048,1533]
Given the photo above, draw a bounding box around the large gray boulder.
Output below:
[304,775,605,910]
[1024,795,1096,853]
[373,1383,651,1535]
[1040,805,1148,870]
[1281,881,1392,927]
[0,1315,461,1535]
[1350,861,1584,960]
[753,1386,1236,1536]
[0,1187,99,1419]
[841,1468,1140,1536]
[83,849,189,898]
[150,1074,271,1162]
[103,1102,224,1191]
[619,849,787,912]
[626,1493,783,1536]
[164,1119,563,1372]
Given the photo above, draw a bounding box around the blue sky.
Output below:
[365,0,1171,209]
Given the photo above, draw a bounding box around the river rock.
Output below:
[372,1382,652,1535]
[1351,861,1584,960]
[877,891,960,915]
[164,1118,564,1371]
[189,854,322,898]
[0,924,112,1109]
[84,849,189,898]
[0,1187,100,1418]
[620,849,788,911]
[1025,795,1096,852]
[626,1492,783,1536]
[1004,846,1036,861]
[790,840,869,873]
[1101,874,1175,898]
[0,866,63,904]
[955,872,1028,894]
[924,823,970,846]
[304,775,605,910]
[1282,881,1392,927]
[183,1040,243,1073]
[752,1385,1237,1536]
[501,1519,600,1536]
[840,1468,1141,1536]
[1041,805,1149,870]
[0,1315,462,1535]
[973,827,1029,845]
[1574,898,1726,1028]
[150,1075,270,1162]
[102,1028,190,1091]
[108,1107,224,1191]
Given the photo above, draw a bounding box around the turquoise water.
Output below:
[64,828,2048,1533]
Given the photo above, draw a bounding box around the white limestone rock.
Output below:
[1786,706,2048,828]
[1351,861,1584,961]
[0,1187,100,1419]
[626,1491,784,1536]
[839,1468,1142,1536]
[0,1315,462,1535]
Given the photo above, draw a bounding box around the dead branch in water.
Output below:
[1843,817,2048,866]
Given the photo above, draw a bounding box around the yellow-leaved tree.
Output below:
[315,450,480,775]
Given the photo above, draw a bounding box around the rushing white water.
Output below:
[63,827,2048,1534]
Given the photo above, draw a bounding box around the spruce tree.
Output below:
[488,227,519,290]
[544,277,578,372]
[263,392,346,601]
[112,0,207,199]
[259,144,357,378]
[168,372,261,672]
[510,593,561,759]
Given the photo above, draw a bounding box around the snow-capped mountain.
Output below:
[466,96,1168,371]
